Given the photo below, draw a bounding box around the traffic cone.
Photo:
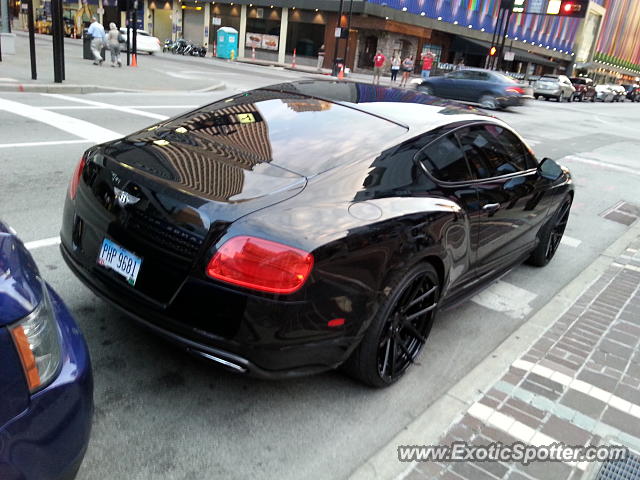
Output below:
[252,46,256,60]
[291,48,297,69]
[131,53,137,67]
[338,63,344,80]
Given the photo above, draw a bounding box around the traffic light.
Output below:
[489,46,497,56]
[512,0,525,13]
[546,0,588,17]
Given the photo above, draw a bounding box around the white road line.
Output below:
[0,97,121,143]
[562,155,640,177]
[42,105,199,110]
[560,235,582,248]
[0,77,18,82]
[0,139,91,149]
[512,359,640,418]
[471,281,538,319]
[25,236,61,250]
[44,94,169,120]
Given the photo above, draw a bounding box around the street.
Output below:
[1,77,639,479]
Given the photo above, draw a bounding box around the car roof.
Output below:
[257,80,490,133]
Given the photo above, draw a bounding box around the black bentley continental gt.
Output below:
[61,81,573,387]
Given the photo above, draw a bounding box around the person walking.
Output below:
[372,50,386,85]
[390,54,401,83]
[316,44,325,71]
[87,16,106,65]
[421,51,435,80]
[106,23,122,67]
[399,55,414,87]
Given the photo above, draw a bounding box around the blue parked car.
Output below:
[0,221,93,480]
[416,68,533,110]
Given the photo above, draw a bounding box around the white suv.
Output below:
[534,74,576,102]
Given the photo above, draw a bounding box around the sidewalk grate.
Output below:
[591,450,640,480]
[600,201,640,226]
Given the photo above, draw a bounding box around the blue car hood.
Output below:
[0,222,42,326]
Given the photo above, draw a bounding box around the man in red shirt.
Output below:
[421,51,435,80]
[372,50,386,85]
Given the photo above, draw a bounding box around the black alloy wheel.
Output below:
[527,196,572,267]
[344,263,440,387]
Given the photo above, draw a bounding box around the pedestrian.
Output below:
[316,44,325,71]
[87,16,106,66]
[455,57,465,70]
[421,51,435,80]
[399,55,414,87]
[106,22,122,67]
[390,54,401,83]
[372,50,386,85]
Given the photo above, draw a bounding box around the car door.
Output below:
[414,131,481,298]
[454,123,552,279]
[439,71,468,100]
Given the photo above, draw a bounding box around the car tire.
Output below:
[591,95,596,103]
[544,96,550,101]
[527,195,572,267]
[479,94,498,110]
[343,262,440,388]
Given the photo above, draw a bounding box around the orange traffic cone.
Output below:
[338,63,344,80]
[131,54,137,67]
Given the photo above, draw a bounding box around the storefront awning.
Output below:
[453,36,559,68]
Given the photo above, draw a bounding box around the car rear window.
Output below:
[540,76,559,82]
[168,96,408,177]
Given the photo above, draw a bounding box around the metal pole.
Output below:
[27,0,36,78]
[126,3,130,66]
[497,8,513,72]
[51,0,62,82]
[343,0,353,72]
[132,0,137,60]
[331,0,344,76]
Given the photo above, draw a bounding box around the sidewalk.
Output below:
[351,220,640,480]
[0,31,225,93]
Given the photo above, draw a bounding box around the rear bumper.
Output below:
[0,288,93,480]
[498,95,529,107]
[60,241,356,379]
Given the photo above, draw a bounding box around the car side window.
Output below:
[447,71,465,79]
[416,134,475,182]
[456,124,533,178]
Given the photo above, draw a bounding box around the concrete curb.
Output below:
[348,219,640,480]
[0,81,225,94]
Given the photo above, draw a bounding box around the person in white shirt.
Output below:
[87,17,106,65]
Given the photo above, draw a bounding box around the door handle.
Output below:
[482,203,501,213]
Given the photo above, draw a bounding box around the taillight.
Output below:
[206,236,314,294]
[69,155,86,199]
[506,86,524,94]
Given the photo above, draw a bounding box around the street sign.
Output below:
[504,51,515,61]
[212,17,221,25]
[334,27,342,38]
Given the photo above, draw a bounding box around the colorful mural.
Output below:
[368,0,581,52]
[594,0,640,73]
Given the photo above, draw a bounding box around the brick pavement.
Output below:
[402,236,640,480]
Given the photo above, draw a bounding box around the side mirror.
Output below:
[538,157,563,181]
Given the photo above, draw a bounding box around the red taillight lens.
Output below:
[206,236,314,294]
[506,86,524,94]
[69,156,86,199]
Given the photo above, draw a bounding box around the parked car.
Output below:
[594,84,615,102]
[0,221,93,479]
[622,84,640,102]
[416,68,532,110]
[119,28,161,54]
[569,77,596,102]
[534,74,576,102]
[60,80,573,387]
[610,84,628,102]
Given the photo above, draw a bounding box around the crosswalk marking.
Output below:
[560,235,581,248]
[0,97,121,143]
[24,236,61,250]
[44,94,169,121]
[471,280,538,319]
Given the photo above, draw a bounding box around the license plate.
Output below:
[97,238,142,286]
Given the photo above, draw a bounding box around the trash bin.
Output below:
[83,30,93,59]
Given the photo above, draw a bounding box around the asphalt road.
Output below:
[1,81,639,480]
